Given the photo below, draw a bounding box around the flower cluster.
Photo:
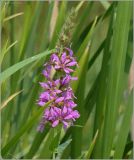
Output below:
[37,48,80,132]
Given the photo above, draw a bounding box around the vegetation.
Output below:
[1,1,133,159]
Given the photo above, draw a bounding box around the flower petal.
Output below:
[61,52,66,63]
[61,75,71,85]
[52,120,59,127]
[54,65,61,69]
[37,101,45,106]
[66,61,77,67]
[54,107,61,115]
[55,97,64,103]
[62,106,67,114]
[55,89,62,94]
[72,110,80,118]
[51,54,60,63]
[39,82,49,89]
[64,68,74,74]
[62,120,69,129]
[64,59,71,64]
[65,47,73,56]
[64,114,73,120]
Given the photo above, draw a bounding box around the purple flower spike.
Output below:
[37,48,80,132]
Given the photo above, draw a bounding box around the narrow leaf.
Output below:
[3,12,23,22]
[84,130,99,159]
[1,101,51,157]
[0,49,55,84]
[0,90,22,111]
[102,1,132,158]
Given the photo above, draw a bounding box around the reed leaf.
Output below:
[102,1,132,158]
[0,49,55,84]
[1,101,51,157]
[0,90,22,111]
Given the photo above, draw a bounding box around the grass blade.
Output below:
[19,2,43,59]
[0,49,55,84]
[72,1,93,46]
[3,12,23,22]
[71,45,90,158]
[38,129,54,158]
[114,92,133,158]
[92,7,114,158]
[0,90,22,111]
[102,1,132,158]
[25,126,50,159]
[0,40,18,64]
[1,101,51,157]
[84,130,99,159]
[76,17,97,60]
[88,39,105,70]
[40,1,54,51]
[56,139,72,159]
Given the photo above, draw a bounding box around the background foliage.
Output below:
[1,1,133,159]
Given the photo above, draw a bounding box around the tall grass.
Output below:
[1,1,133,159]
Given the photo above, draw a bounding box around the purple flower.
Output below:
[65,47,73,56]
[61,74,77,86]
[37,48,80,132]
[51,106,80,129]
[62,87,76,100]
[42,64,52,80]
[51,51,77,74]
[40,79,61,94]
[38,79,62,107]
[41,106,80,129]
[64,99,77,108]
[37,91,52,106]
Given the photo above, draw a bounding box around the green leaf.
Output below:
[88,39,105,70]
[74,2,113,54]
[3,12,23,22]
[71,45,90,158]
[19,2,43,59]
[25,126,50,159]
[38,129,54,158]
[1,101,51,157]
[9,2,15,66]
[92,7,114,158]
[49,125,62,152]
[84,74,100,123]
[0,90,22,111]
[0,40,18,64]
[72,2,93,46]
[56,139,72,159]
[84,130,99,159]
[18,3,32,59]
[114,92,133,158]
[76,17,97,60]
[102,1,132,158]
[0,49,55,84]
[40,1,54,51]
[25,125,62,159]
